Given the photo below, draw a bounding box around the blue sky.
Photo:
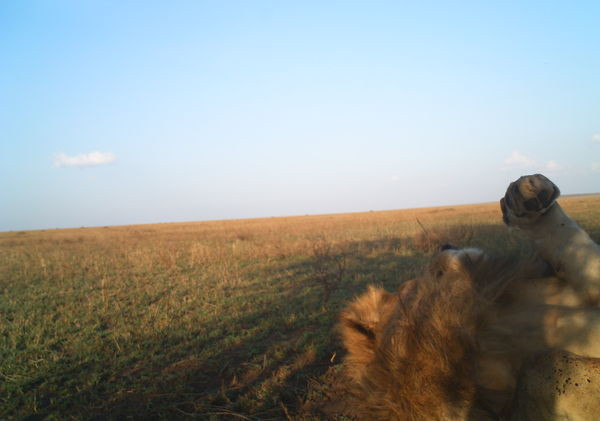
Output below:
[1,1,599,231]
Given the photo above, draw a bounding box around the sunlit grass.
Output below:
[1,196,599,419]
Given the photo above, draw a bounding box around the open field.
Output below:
[2,196,600,420]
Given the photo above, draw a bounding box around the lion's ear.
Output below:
[340,286,389,377]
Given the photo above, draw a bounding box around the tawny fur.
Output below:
[340,174,600,421]
[341,251,535,420]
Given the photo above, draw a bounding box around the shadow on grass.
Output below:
[13,223,532,420]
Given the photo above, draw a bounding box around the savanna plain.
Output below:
[2,195,600,420]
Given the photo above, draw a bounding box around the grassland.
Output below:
[2,196,599,420]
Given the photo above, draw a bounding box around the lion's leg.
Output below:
[501,174,600,304]
[510,349,600,421]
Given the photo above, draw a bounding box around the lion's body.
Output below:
[340,175,600,420]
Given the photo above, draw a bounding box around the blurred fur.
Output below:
[340,248,600,420]
[340,174,600,420]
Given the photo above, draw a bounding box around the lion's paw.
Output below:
[500,174,560,226]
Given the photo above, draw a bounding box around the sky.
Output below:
[1,1,599,231]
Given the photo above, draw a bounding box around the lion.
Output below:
[340,174,600,420]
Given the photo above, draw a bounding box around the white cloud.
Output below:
[504,150,536,167]
[592,162,600,172]
[53,151,116,168]
[502,150,563,173]
[593,134,600,143]
[545,160,562,171]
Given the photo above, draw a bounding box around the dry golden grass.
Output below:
[1,195,598,419]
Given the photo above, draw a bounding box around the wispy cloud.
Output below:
[502,150,563,172]
[504,150,536,167]
[545,160,563,171]
[53,151,116,168]
[593,133,600,143]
